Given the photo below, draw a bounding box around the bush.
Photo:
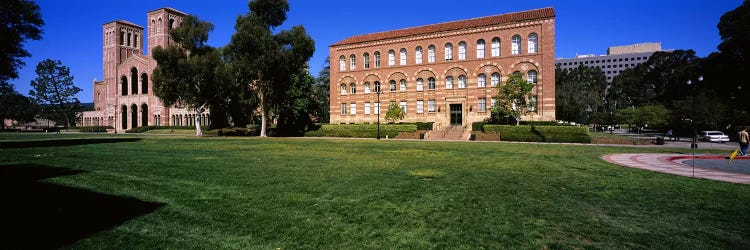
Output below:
[217,127,259,136]
[415,122,434,130]
[305,124,417,138]
[75,126,113,132]
[533,126,591,143]
[472,121,486,132]
[125,126,206,133]
[483,125,542,142]
[520,121,571,126]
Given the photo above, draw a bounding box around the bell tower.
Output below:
[147,8,186,55]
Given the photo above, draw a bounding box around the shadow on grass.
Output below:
[0,138,142,149]
[0,164,163,249]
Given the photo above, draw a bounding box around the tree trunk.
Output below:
[194,108,203,136]
[259,93,267,137]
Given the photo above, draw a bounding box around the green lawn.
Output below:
[1,135,748,249]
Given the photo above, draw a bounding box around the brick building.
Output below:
[329,7,556,129]
[80,7,209,132]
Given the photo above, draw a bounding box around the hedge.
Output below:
[125,126,207,133]
[305,124,417,138]
[472,121,486,132]
[483,125,591,143]
[415,122,434,130]
[519,121,572,126]
[483,125,542,142]
[76,126,113,132]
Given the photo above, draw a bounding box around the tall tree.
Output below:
[717,0,750,67]
[152,15,226,136]
[225,0,315,137]
[312,57,330,123]
[490,72,534,125]
[28,59,81,128]
[555,65,608,123]
[0,0,44,82]
[0,81,37,128]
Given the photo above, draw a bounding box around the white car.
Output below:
[701,131,730,143]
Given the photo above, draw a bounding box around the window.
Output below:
[389,80,396,92]
[416,78,424,91]
[477,74,486,87]
[491,73,500,87]
[364,82,371,94]
[428,100,436,112]
[350,83,356,94]
[400,79,406,92]
[446,76,454,89]
[528,70,538,84]
[339,56,346,71]
[444,43,453,61]
[415,47,423,64]
[428,77,436,90]
[341,103,347,115]
[374,81,381,93]
[458,42,466,60]
[399,101,407,114]
[374,51,381,68]
[400,48,407,65]
[158,18,162,33]
[364,53,370,69]
[511,35,521,55]
[350,103,356,115]
[478,98,487,112]
[340,84,347,95]
[374,102,381,114]
[458,75,466,88]
[365,102,371,114]
[428,45,436,63]
[528,33,538,53]
[491,37,500,57]
[417,100,424,113]
[388,50,395,66]
[477,39,485,58]
[127,33,131,46]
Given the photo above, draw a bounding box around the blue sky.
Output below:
[10,0,743,103]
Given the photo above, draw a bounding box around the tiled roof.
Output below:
[331,7,554,47]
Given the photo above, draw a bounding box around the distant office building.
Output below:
[555,42,662,82]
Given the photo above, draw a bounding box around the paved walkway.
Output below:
[602,154,750,185]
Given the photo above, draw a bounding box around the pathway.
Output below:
[602,153,750,185]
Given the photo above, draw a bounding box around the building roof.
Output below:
[331,7,555,47]
[147,7,187,16]
[104,20,143,28]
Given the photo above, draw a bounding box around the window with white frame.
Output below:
[374,102,381,114]
[389,80,396,92]
[417,100,424,113]
[477,39,485,58]
[458,75,466,88]
[399,101,407,114]
[446,76,454,89]
[374,51,381,68]
[478,98,487,112]
[340,103,346,115]
[364,82,371,93]
[415,46,423,64]
[400,48,407,65]
[388,50,395,66]
[374,81,381,93]
[444,43,453,61]
[477,73,486,87]
[350,83,356,94]
[339,56,346,71]
[511,35,521,55]
[350,54,356,70]
[350,103,356,114]
[491,73,500,87]
[340,84,347,94]
[399,79,406,92]
[491,37,500,57]
[428,100,436,112]
[365,102,371,114]
[428,77,436,90]
[458,42,466,60]
[363,53,370,69]
[416,78,424,91]
[528,33,538,53]
[528,70,538,84]
[428,45,436,63]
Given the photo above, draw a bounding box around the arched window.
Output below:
[141,104,148,127]
[399,48,407,65]
[388,50,395,66]
[131,104,138,129]
[389,80,396,91]
[131,68,138,94]
[374,81,381,93]
[444,43,453,61]
[364,82,371,93]
[374,51,381,68]
[446,76,454,89]
[169,19,175,31]
[428,45,436,63]
[477,39,485,58]
[141,73,148,94]
[428,77,436,90]
[415,46,423,64]
[511,35,521,55]
[151,20,155,34]
[127,33,131,47]
[477,73,486,87]
[340,84,347,95]
[134,34,138,48]
[458,41,467,60]
[458,75,466,88]
[363,52,370,69]
[339,56,346,71]
[350,54,356,70]
[416,78,424,91]
[491,73,500,87]
[120,31,125,45]
[121,105,127,129]
[528,70,538,84]
[121,76,128,96]
[528,33,538,53]
[157,18,162,34]
[492,37,501,57]
[399,79,406,92]
[350,83,356,94]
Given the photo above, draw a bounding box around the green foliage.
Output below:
[491,72,534,125]
[483,125,542,142]
[125,126,205,133]
[305,124,416,138]
[274,70,318,136]
[216,127,259,136]
[483,125,590,143]
[616,105,670,127]
[555,65,607,123]
[415,122,434,130]
[0,0,43,82]
[76,126,113,133]
[28,59,82,128]
[0,81,37,126]
[519,121,571,126]
[472,121,486,132]
[385,103,405,123]
[312,57,330,123]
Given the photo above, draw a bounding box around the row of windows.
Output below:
[121,67,149,96]
[339,96,537,115]
[339,33,539,71]
[119,31,139,48]
[557,56,647,67]
[339,71,537,95]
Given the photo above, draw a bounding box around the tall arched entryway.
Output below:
[131,104,138,128]
[121,105,128,129]
[121,76,128,96]
[141,73,148,94]
[130,68,138,95]
[141,104,148,127]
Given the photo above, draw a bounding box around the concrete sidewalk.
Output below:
[602,153,750,185]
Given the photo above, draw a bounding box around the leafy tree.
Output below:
[490,72,534,125]
[616,105,670,129]
[0,81,37,128]
[225,0,315,137]
[274,69,318,136]
[28,59,81,128]
[555,65,607,123]
[152,15,226,136]
[384,103,404,123]
[0,0,44,82]
[717,0,750,67]
[312,57,330,123]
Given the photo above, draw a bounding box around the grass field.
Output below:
[1,134,748,249]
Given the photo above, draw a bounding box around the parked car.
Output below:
[700,131,730,143]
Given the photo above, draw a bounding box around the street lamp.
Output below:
[687,75,703,177]
[377,90,384,140]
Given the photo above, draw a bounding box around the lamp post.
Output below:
[687,75,703,177]
[377,90,383,140]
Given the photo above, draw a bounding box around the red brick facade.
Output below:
[329,8,556,128]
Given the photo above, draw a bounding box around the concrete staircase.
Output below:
[426,125,470,141]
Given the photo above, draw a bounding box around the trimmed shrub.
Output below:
[125,126,206,133]
[305,124,417,138]
[520,121,571,126]
[533,126,591,143]
[472,121,486,132]
[415,122,434,130]
[76,126,113,132]
[483,125,542,142]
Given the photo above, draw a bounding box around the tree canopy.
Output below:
[490,72,534,125]
[0,81,37,127]
[0,0,44,82]
[555,65,607,124]
[28,59,81,128]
